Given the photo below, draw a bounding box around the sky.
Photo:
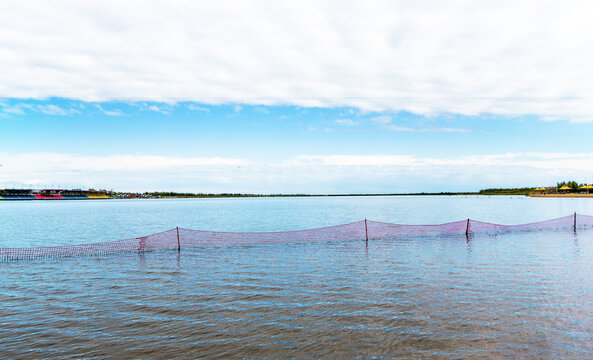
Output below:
[2,0,593,193]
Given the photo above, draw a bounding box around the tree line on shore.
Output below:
[112,189,533,197]
[101,181,588,198]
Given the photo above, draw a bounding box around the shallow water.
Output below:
[1,195,593,247]
[1,196,593,358]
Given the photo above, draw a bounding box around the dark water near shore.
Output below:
[2,196,593,358]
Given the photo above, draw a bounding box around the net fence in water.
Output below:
[2,213,593,261]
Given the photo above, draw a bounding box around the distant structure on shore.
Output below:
[0,189,110,200]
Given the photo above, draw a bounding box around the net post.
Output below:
[176,227,181,252]
[574,212,577,232]
[364,219,368,242]
[465,218,470,237]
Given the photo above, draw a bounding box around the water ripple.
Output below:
[2,231,593,358]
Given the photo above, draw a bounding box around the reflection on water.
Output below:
[2,230,593,359]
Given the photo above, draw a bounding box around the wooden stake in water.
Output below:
[574,212,577,232]
[465,218,470,237]
[176,227,181,252]
[365,219,368,242]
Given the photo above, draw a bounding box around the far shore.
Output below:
[528,193,593,198]
[5,188,593,200]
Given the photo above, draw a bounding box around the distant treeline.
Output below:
[556,181,580,190]
[145,190,521,197]
[147,192,310,198]
[478,188,535,195]
[110,187,552,198]
[146,191,483,198]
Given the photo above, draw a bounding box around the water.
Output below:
[1,195,592,247]
[1,196,593,358]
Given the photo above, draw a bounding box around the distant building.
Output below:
[0,188,110,200]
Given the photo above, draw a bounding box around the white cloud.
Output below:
[96,104,124,116]
[187,104,210,112]
[146,104,172,114]
[370,115,392,125]
[385,124,414,132]
[0,103,25,115]
[36,104,73,115]
[421,127,471,133]
[0,152,249,191]
[294,155,417,167]
[1,151,592,193]
[293,153,593,172]
[378,122,469,133]
[335,118,358,126]
[253,107,270,114]
[2,1,593,120]
[0,103,79,116]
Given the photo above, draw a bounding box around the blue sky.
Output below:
[1,1,593,193]
[1,98,591,158]
[2,98,593,193]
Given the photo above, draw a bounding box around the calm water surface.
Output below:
[1,196,593,358]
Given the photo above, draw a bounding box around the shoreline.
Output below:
[528,193,593,198]
[7,192,593,200]
[1,193,522,201]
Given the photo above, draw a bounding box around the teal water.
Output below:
[1,196,593,358]
[0,195,592,247]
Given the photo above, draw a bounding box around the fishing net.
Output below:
[468,214,593,234]
[0,229,178,261]
[365,220,468,239]
[1,214,591,261]
[179,221,366,248]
